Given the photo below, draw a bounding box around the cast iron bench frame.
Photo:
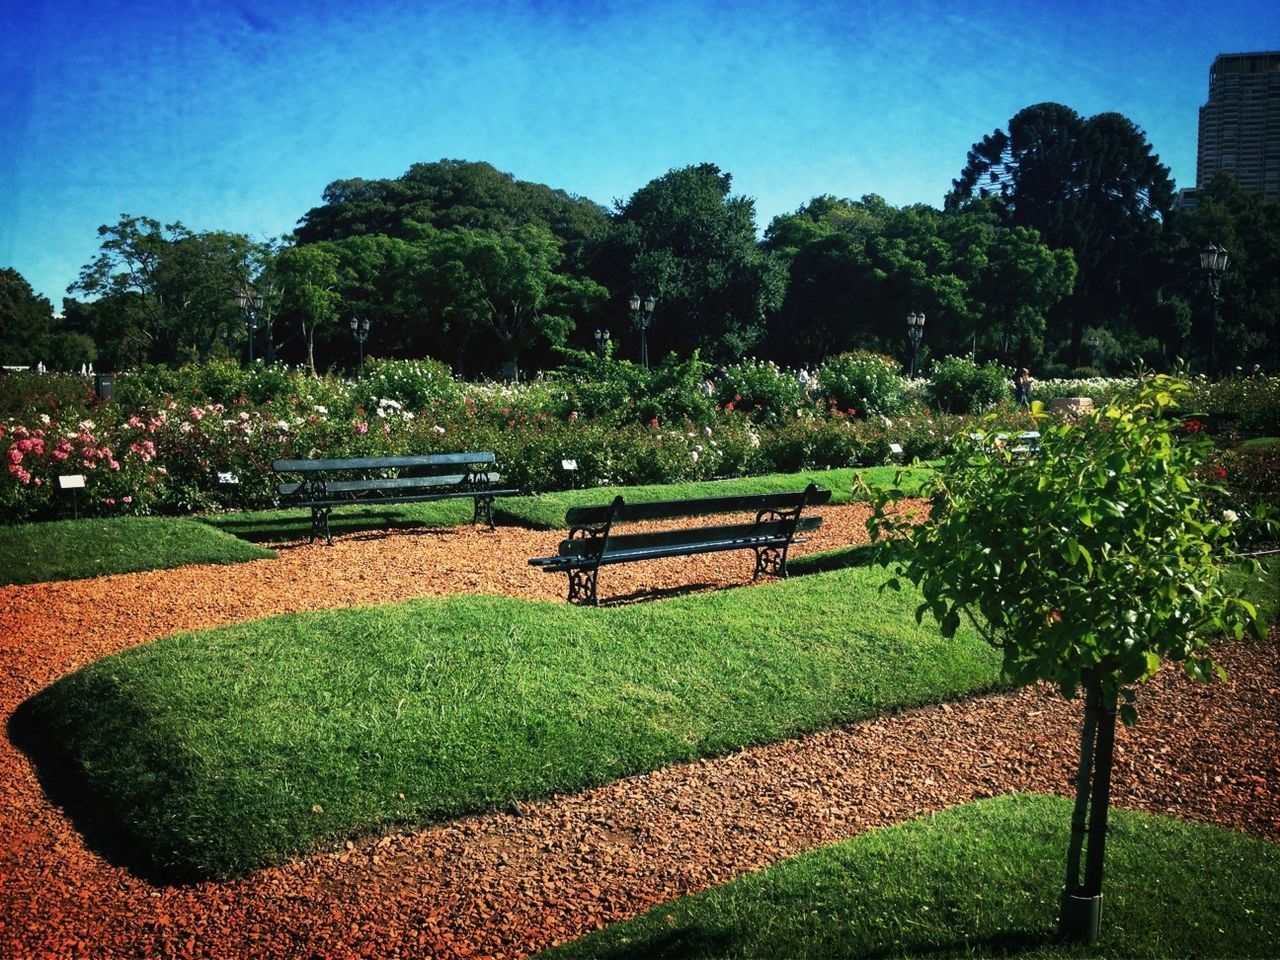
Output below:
[272,452,515,545]
[529,483,831,605]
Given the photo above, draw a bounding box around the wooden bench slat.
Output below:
[555,516,822,558]
[532,516,823,571]
[285,489,518,509]
[277,473,500,497]
[564,487,832,526]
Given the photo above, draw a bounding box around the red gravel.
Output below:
[1,504,1277,959]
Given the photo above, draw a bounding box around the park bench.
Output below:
[968,431,1041,457]
[273,452,515,545]
[529,483,831,605]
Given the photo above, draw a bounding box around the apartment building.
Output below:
[1197,51,1280,204]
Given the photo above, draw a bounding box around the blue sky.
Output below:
[2,0,1277,308]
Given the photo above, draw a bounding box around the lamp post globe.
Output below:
[906,311,926,380]
[1199,242,1228,378]
[594,328,610,358]
[350,315,371,378]
[629,293,657,369]
[235,287,264,365]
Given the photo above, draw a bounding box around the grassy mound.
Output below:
[16,564,1002,881]
[539,794,1280,959]
[0,516,276,586]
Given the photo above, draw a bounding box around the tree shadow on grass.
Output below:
[560,924,1050,959]
[598,582,722,606]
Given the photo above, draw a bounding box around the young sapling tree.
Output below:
[862,375,1269,944]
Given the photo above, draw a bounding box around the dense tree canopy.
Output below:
[0,268,57,366]
[595,163,786,362]
[947,103,1175,367]
[766,199,1075,367]
[294,160,610,272]
[32,120,1280,377]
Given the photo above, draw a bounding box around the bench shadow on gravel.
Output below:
[9,694,190,886]
[201,505,499,544]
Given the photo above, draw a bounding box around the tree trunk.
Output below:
[1059,671,1118,944]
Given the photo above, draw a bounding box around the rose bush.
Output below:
[3,359,1277,523]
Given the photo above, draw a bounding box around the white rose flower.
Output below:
[1222,509,1239,523]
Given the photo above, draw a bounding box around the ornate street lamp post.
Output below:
[593,328,610,358]
[906,311,926,380]
[629,293,656,369]
[1199,242,1228,378]
[349,315,371,378]
[234,287,264,365]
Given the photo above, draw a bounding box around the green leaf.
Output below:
[941,608,961,638]
[1119,703,1139,727]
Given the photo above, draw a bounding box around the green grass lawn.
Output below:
[15,563,1006,882]
[1236,436,1279,452]
[0,516,276,586]
[537,794,1280,959]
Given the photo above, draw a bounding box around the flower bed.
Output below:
[3,359,1277,522]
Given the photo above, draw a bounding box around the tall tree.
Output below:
[598,163,785,362]
[947,104,1174,367]
[274,245,342,376]
[762,194,893,260]
[69,215,270,366]
[417,225,606,377]
[0,268,55,365]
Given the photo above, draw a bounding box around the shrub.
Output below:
[926,356,1011,414]
[717,359,807,422]
[1204,443,1280,548]
[816,352,906,416]
[0,372,97,420]
[1187,373,1280,436]
[349,358,461,414]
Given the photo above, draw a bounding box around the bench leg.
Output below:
[567,567,599,606]
[754,543,789,579]
[311,506,333,546]
[473,494,496,528]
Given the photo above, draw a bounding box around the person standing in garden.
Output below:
[1013,367,1033,407]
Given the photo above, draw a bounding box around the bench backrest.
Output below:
[273,452,500,500]
[272,452,496,474]
[554,514,823,560]
[564,484,832,527]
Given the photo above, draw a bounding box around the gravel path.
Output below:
[1,504,1276,959]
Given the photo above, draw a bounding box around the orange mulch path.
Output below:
[1,503,1277,960]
